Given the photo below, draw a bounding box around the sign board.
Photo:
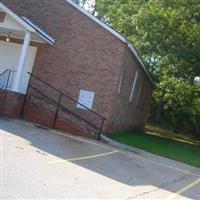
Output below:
[77,90,95,110]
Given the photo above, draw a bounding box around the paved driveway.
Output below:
[1,118,200,199]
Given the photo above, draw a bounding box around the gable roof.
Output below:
[66,0,155,87]
[0,2,55,45]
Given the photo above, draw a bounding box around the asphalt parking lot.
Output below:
[1,118,200,199]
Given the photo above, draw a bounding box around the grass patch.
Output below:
[108,131,200,168]
[146,123,200,145]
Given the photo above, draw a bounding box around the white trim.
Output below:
[0,3,54,45]
[136,75,144,105]
[66,0,155,87]
[128,43,154,87]
[66,0,127,44]
[21,17,55,45]
[0,3,35,32]
[129,70,139,103]
[13,31,31,92]
[117,70,125,94]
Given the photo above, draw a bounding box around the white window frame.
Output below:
[136,76,144,106]
[117,70,125,94]
[129,70,139,103]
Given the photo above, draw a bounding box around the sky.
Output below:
[82,0,95,13]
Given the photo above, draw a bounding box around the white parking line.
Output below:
[167,177,200,199]
[48,150,118,164]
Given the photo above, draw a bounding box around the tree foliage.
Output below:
[96,0,200,136]
[74,0,96,14]
[152,74,200,135]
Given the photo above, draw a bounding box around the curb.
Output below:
[101,134,149,155]
[101,135,200,172]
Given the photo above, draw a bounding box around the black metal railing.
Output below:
[0,69,16,90]
[21,72,106,140]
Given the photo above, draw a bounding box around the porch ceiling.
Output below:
[0,3,55,45]
[0,26,51,44]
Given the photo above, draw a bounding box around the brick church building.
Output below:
[0,0,155,139]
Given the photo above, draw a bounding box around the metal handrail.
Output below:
[21,72,106,140]
[0,68,16,90]
[29,85,101,131]
[27,72,106,120]
[0,69,10,76]
[0,69,16,76]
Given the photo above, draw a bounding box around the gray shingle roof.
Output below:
[21,16,55,45]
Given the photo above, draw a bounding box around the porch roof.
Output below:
[0,2,55,45]
[21,17,55,45]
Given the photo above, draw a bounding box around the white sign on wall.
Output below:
[77,90,95,110]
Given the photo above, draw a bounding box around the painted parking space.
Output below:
[48,150,118,164]
[1,118,200,199]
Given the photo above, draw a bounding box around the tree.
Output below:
[152,72,200,135]
[96,0,200,136]
[73,0,96,14]
[96,0,200,80]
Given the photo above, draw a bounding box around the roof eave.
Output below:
[0,2,35,32]
[0,3,55,45]
[21,17,55,45]
[66,0,155,87]
[127,43,156,88]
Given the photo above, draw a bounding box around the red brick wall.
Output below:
[0,89,96,138]
[108,46,154,132]
[0,89,24,118]
[2,0,123,130]
[2,0,154,134]
[22,92,97,138]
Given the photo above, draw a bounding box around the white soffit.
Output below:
[0,2,34,32]
[0,3,55,45]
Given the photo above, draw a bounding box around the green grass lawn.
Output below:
[146,123,200,145]
[108,131,200,168]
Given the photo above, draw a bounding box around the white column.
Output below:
[13,31,31,92]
